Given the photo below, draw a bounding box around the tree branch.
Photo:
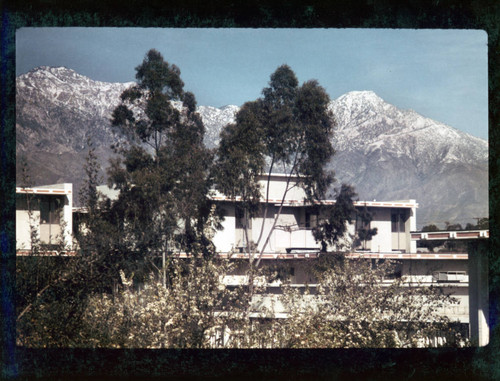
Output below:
[255,157,299,268]
[254,156,275,253]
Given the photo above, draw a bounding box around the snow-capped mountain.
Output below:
[197,104,239,148]
[331,90,486,163]
[16,67,134,193]
[16,67,488,228]
[328,91,488,227]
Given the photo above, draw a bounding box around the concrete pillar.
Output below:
[62,183,73,250]
[409,202,417,253]
[468,240,489,346]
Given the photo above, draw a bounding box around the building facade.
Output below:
[16,183,73,253]
[15,178,485,344]
[209,174,470,332]
[211,174,418,254]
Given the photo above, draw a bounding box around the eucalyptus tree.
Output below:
[215,65,339,268]
[312,184,358,252]
[111,49,185,159]
[109,49,213,272]
[310,184,379,252]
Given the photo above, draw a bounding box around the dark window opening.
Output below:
[40,196,61,225]
[305,211,311,228]
[235,206,251,229]
[391,211,406,233]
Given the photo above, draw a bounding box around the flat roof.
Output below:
[209,194,417,208]
[85,183,419,209]
[16,184,72,195]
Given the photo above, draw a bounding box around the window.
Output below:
[235,206,251,229]
[235,206,244,228]
[391,213,397,232]
[304,209,317,228]
[39,196,63,246]
[40,196,61,224]
[433,271,467,283]
[391,211,406,233]
[356,216,371,231]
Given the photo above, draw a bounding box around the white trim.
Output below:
[210,195,418,209]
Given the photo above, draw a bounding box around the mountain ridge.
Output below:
[16,66,488,228]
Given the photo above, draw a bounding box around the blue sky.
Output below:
[16,28,488,140]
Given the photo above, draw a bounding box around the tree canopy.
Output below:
[215,65,335,207]
[312,184,358,252]
[109,49,213,258]
[214,65,343,266]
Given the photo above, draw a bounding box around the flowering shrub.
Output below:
[81,253,248,348]
[275,255,469,348]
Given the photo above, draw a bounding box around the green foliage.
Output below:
[17,143,122,347]
[261,260,296,283]
[111,49,184,155]
[75,143,138,286]
[17,49,219,347]
[214,65,339,268]
[312,184,358,251]
[356,204,378,243]
[310,251,346,276]
[215,64,335,207]
[79,138,101,210]
[109,49,213,256]
[422,224,440,232]
[214,101,267,215]
[15,52,470,352]
[277,256,467,348]
[476,218,489,230]
[16,256,92,347]
[293,79,336,201]
[80,253,248,349]
[445,221,463,231]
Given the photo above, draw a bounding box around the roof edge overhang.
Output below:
[209,195,417,209]
[16,185,72,195]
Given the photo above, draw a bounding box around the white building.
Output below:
[211,174,417,255]
[16,183,73,253]
[15,178,486,344]
[209,174,472,336]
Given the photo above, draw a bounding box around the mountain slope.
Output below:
[16,67,488,227]
[328,91,488,227]
[16,66,133,198]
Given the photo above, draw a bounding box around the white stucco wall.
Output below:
[368,208,392,252]
[212,203,416,254]
[62,183,73,249]
[213,204,236,252]
[16,210,39,250]
[257,175,307,201]
[16,183,73,251]
[211,177,416,255]
[409,205,417,253]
